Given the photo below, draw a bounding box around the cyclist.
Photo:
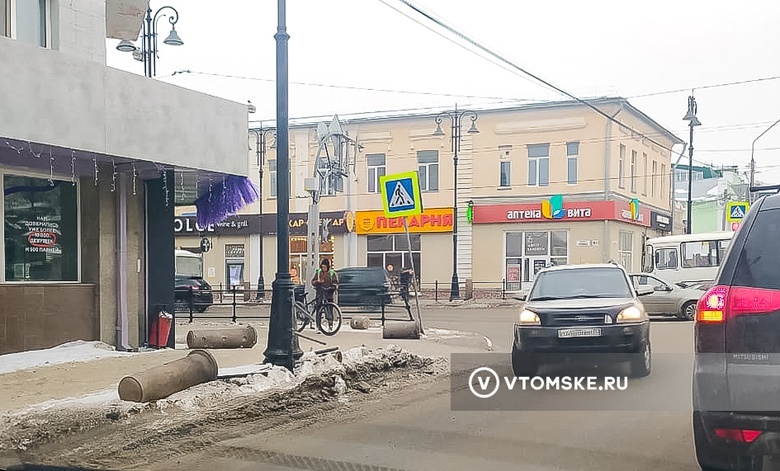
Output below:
[312,259,339,327]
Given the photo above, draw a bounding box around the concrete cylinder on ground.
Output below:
[118,349,218,403]
[382,321,420,340]
[350,316,371,330]
[186,325,258,349]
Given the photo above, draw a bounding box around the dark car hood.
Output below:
[525,297,636,312]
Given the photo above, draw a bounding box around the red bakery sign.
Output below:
[472,200,650,227]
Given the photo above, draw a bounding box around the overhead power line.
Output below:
[627,75,780,99]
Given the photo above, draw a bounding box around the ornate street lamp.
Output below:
[116,5,184,78]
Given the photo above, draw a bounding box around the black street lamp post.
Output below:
[248,126,276,299]
[116,5,184,78]
[682,94,701,235]
[264,0,301,371]
[433,105,479,301]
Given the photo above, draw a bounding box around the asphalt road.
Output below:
[150,308,699,471]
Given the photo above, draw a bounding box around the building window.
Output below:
[527,143,549,187]
[268,159,292,198]
[2,0,49,46]
[619,231,633,271]
[630,150,637,193]
[505,230,568,290]
[498,145,511,188]
[367,234,421,282]
[642,153,648,195]
[651,161,658,197]
[567,142,578,184]
[317,157,343,196]
[366,153,386,194]
[3,174,79,282]
[417,151,438,192]
[618,144,625,188]
[660,163,666,199]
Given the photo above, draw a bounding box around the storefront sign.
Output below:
[473,199,650,227]
[650,211,672,232]
[262,211,353,237]
[175,215,260,236]
[355,208,454,234]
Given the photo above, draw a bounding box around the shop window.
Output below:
[417,151,439,192]
[504,231,568,290]
[4,174,78,282]
[366,154,386,194]
[289,236,334,284]
[367,234,421,281]
[619,231,634,271]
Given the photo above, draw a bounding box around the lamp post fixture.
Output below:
[116,5,184,78]
[248,125,277,299]
[682,94,701,235]
[263,0,301,371]
[433,105,479,301]
[749,117,780,203]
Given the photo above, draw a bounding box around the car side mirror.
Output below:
[637,285,654,296]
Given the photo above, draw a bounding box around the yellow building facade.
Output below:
[176,98,682,293]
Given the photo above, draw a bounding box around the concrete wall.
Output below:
[0,36,248,176]
[50,0,107,63]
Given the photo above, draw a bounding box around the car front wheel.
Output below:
[511,349,538,377]
[629,341,652,378]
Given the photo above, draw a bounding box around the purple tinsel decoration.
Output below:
[195,175,259,227]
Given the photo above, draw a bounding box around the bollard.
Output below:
[382,320,420,340]
[118,349,218,403]
[186,325,258,349]
[350,316,371,330]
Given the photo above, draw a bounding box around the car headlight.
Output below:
[519,309,541,325]
[617,306,644,323]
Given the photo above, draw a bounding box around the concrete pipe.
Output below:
[186,325,258,349]
[118,349,218,403]
[382,321,420,340]
[349,316,371,330]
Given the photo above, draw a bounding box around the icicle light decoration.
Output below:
[195,175,259,227]
[48,149,55,186]
[70,151,76,186]
[132,162,138,196]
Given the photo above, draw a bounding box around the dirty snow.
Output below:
[0,340,145,375]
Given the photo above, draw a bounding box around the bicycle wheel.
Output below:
[316,302,342,336]
[294,301,309,332]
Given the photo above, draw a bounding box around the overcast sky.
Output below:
[106,0,780,187]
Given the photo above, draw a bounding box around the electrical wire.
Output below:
[627,75,780,99]
[389,0,679,153]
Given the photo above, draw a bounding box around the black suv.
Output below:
[335,267,391,310]
[513,263,654,377]
[174,276,213,312]
[693,192,780,471]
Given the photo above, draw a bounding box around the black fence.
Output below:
[174,279,510,324]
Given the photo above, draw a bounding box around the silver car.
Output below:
[629,273,703,320]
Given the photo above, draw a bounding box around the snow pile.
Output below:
[0,341,139,375]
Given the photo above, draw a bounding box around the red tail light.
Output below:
[696,285,780,324]
[714,428,762,443]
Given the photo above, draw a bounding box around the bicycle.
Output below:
[294,287,342,336]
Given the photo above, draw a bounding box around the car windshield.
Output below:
[528,267,633,301]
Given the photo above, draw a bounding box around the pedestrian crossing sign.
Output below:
[380,171,423,218]
[726,201,749,223]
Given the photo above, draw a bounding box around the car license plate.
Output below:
[558,328,602,338]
